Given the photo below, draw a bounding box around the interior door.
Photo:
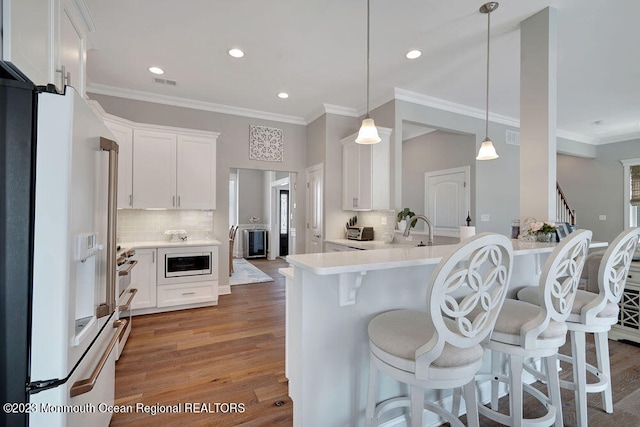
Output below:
[425,166,470,235]
[306,164,323,253]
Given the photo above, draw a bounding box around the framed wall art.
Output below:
[249,125,283,162]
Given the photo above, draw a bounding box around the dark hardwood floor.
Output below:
[112,257,640,426]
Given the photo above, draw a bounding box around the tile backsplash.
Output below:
[356,210,397,241]
[117,210,214,243]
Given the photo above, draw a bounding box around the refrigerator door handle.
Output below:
[96,137,119,318]
[69,320,125,398]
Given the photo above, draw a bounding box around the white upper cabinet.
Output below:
[2,0,92,96]
[90,108,219,211]
[132,129,178,209]
[1,0,50,84]
[57,1,88,95]
[177,134,217,209]
[130,128,218,210]
[103,119,133,209]
[341,127,392,211]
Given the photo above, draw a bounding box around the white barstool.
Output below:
[518,227,640,426]
[365,233,513,427]
[478,229,592,427]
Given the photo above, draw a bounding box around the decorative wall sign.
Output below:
[249,125,283,162]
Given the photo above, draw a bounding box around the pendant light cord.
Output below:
[485,7,491,139]
[366,0,371,119]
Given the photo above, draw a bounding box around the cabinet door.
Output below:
[132,129,177,208]
[177,134,216,209]
[57,1,86,95]
[2,0,50,85]
[130,249,157,310]
[342,142,360,210]
[356,144,373,210]
[104,120,133,209]
[342,141,372,210]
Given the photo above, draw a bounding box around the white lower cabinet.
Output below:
[129,244,219,315]
[612,261,640,343]
[157,282,217,308]
[130,249,157,310]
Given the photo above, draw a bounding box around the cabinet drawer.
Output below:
[157,282,216,308]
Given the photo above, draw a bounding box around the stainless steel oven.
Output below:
[158,246,216,285]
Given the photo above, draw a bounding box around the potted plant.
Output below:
[529,221,557,242]
[396,208,415,232]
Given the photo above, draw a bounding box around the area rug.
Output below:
[229,258,274,285]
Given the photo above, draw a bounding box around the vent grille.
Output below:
[506,129,520,146]
[153,77,178,86]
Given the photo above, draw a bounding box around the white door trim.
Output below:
[305,163,324,254]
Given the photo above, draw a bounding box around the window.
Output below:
[622,159,640,227]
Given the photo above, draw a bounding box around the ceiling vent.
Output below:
[505,129,520,146]
[152,77,178,86]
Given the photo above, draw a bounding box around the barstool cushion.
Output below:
[368,310,485,368]
[490,299,567,343]
[517,287,619,319]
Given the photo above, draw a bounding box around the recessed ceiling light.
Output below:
[228,48,245,58]
[405,50,422,60]
[277,92,289,99]
[148,66,164,75]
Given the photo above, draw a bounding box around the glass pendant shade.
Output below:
[476,137,499,160]
[355,117,381,144]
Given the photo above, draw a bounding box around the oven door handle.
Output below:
[118,288,138,312]
[118,260,138,276]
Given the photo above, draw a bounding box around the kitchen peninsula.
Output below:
[283,238,607,427]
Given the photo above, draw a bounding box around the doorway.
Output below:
[229,168,296,261]
[279,189,289,256]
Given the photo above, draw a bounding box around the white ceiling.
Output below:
[84,0,640,145]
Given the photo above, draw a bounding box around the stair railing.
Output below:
[556,182,576,225]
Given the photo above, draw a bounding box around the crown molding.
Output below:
[393,88,608,145]
[394,88,520,128]
[87,98,220,138]
[86,83,307,126]
[67,0,97,33]
[591,130,640,145]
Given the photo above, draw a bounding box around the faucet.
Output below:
[403,214,434,246]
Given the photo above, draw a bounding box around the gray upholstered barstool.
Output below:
[365,233,513,427]
[518,227,640,426]
[478,229,592,427]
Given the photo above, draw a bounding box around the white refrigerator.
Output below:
[0,75,121,426]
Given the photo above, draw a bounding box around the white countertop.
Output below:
[288,239,608,276]
[326,236,458,250]
[119,239,222,250]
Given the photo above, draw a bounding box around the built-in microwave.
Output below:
[158,246,216,285]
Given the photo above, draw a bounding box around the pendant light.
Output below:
[476,2,499,160]
[355,0,381,144]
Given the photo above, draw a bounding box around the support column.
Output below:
[520,7,558,222]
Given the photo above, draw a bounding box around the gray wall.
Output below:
[89,93,308,288]
[237,169,265,224]
[394,99,521,235]
[558,138,640,242]
[402,130,476,231]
